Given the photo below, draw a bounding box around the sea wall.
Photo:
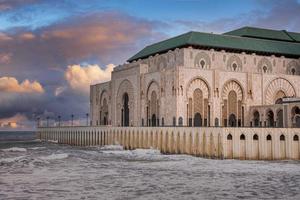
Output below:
[37,127,300,160]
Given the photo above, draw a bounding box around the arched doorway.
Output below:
[103,116,107,125]
[277,109,283,127]
[99,93,109,125]
[222,81,243,127]
[122,93,129,126]
[117,79,134,127]
[295,116,300,128]
[151,114,156,127]
[292,106,300,128]
[267,110,274,127]
[253,111,260,127]
[147,81,160,127]
[194,113,202,127]
[186,78,210,127]
[229,114,237,127]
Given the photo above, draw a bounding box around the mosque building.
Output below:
[90,27,300,128]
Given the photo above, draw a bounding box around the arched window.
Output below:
[227,134,232,140]
[215,118,219,127]
[173,117,176,126]
[200,60,206,68]
[232,63,237,71]
[280,134,285,141]
[253,111,260,127]
[263,65,268,73]
[293,135,299,141]
[277,109,284,127]
[253,134,259,140]
[161,117,164,126]
[266,134,272,141]
[240,134,245,140]
[178,117,183,126]
[266,110,274,127]
[291,68,296,75]
[122,93,129,127]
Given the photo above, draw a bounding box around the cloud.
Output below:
[174,0,300,33]
[0,32,12,41]
[0,12,165,80]
[65,64,114,94]
[0,11,166,129]
[0,76,44,93]
[54,86,66,97]
[0,0,40,11]
[0,113,28,129]
[0,53,11,64]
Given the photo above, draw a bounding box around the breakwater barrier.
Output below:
[37,127,300,160]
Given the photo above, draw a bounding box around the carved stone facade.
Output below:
[91,47,300,128]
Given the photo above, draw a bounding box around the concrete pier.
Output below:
[37,127,300,160]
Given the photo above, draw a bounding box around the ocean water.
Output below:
[0,131,300,200]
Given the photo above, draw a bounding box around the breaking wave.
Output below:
[2,147,27,152]
[39,153,69,160]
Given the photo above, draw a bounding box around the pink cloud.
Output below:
[0,76,44,93]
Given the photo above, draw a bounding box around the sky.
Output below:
[0,0,300,130]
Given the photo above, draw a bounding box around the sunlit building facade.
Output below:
[90,27,300,128]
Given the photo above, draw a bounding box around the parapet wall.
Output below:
[37,127,300,160]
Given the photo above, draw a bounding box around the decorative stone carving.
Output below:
[194,52,211,69]
[286,60,300,75]
[227,55,242,72]
[222,80,243,101]
[258,58,272,73]
[186,78,210,99]
[265,78,296,105]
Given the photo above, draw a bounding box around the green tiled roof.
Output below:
[127,27,300,62]
[224,27,297,42]
[287,32,300,42]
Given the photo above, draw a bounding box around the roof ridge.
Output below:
[282,30,297,42]
[145,31,193,49]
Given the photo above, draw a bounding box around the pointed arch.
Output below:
[222,80,244,127]
[116,79,135,126]
[186,77,210,127]
[146,80,160,127]
[265,78,296,105]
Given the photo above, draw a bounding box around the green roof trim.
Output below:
[127,27,300,62]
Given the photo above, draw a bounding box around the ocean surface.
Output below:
[0,131,300,200]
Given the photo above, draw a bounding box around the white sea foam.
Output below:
[100,144,123,150]
[2,147,27,152]
[0,156,26,163]
[39,153,68,160]
[47,140,58,143]
[1,141,300,200]
[29,147,46,150]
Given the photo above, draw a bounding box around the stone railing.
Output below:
[37,126,300,160]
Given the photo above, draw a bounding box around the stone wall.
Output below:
[38,127,300,160]
[91,47,300,128]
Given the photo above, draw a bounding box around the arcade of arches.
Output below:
[250,104,300,128]
[95,76,300,128]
